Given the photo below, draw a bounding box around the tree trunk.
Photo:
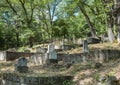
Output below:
[78,0,96,37]
[16,32,20,47]
[113,0,120,44]
[101,0,115,43]
[107,13,115,43]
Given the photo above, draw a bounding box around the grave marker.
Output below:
[83,40,89,53]
[0,51,6,60]
[36,46,46,53]
[82,40,89,62]
[47,43,58,64]
[15,57,28,73]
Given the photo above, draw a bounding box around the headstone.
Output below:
[35,46,41,53]
[82,40,89,63]
[35,46,46,53]
[47,43,55,53]
[47,43,58,64]
[79,40,83,47]
[83,40,89,53]
[15,57,28,73]
[0,51,5,60]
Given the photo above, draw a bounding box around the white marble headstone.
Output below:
[47,43,55,53]
[0,52,5,60]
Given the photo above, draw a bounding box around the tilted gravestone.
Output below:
[47,43,58,64]
[14,57,28,73]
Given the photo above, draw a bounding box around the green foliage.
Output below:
[17,46,27,52]
[107,69,115,76]
[44,79,73,85]
[62,80,73,85]
[20,29,34,45]
[53,19,69,38]
[93,73,100,81]
[0,0,116,49]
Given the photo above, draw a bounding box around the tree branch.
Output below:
[5,0,17,14]
[19,0,28,23]
[29,1,35,23]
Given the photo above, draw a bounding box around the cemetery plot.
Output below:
[1,43,120,85]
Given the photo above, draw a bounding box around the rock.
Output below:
[93,62,102,69]
[98,75,106,82]
[98,75,119,85]
[106,76,119,85]
[65,63,72,68]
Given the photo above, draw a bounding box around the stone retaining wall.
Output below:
[1,49,120,64]
[0,51,34,61]
[1,73,73,85]
[57,49,120,64]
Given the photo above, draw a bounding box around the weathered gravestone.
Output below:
[14,57,28,73]
[29,47,47,65]
[31,53,48,65]
[0,51,5,60]
[35,46,46,53]
[47,43,58,64]
[83,40,89,53]
[82,40,89,62]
